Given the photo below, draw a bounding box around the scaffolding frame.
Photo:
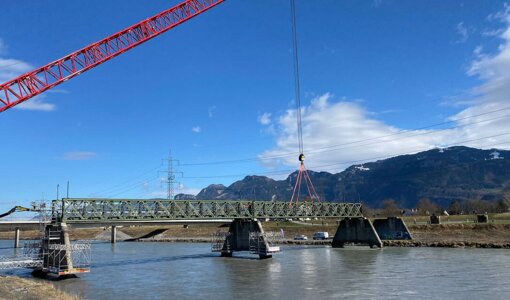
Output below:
[211,231,231,252]
[249,231,281,256]
[43,242,91,275]
[0,255,42,270]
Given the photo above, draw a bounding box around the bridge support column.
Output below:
[36,222,74,277]
[332,217,383,248]
[61,223,74,271]
[372,217,412,240]
[220,219,276,259]
[111,226,117,244]
[14,227,20,248]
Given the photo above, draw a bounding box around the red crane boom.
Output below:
[0,0,225,113]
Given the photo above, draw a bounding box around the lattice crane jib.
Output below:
[0,0,225,113]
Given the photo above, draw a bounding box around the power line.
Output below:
[308,106,510,151]
[83,109,510,196]
[88,167,160,197]
[303,113,510,157]
[94,139,510,198]
[107,175,159,198]
[182,132,510,179]
[306,132,510,171]
[179,108,510,166]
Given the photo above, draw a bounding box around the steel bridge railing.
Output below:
[52,198,363,223]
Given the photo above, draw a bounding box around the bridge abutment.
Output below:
[372,217,412,240]
[332,217,383,248]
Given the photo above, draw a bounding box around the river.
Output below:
[1,241,510,299]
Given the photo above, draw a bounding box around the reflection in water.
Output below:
[1,241,510,300]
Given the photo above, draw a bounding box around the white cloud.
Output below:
[259,94,448,171]
[62,151,97,160]
[192,126,202,133]
[487,3,510,22]
[145,184,201,199]
[175,183,201,196]
[258,112,272,125]
[15,95,56,112]
[148,191,167,198]
[208,105,216,118]
[455,22,469,43]
[259,5,510,173]
[47,89,69,95]
[483,28,505,37]
[0,58,33,82]
[0,39,57,112]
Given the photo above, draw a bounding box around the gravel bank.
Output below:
[0,276,78,300]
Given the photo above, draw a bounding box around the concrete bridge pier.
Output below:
[332,217,383,248]
[14,227,20,248]
[220,218,277,259]
[372,217,412,240]
[111,226,117,244]
[33,222,75,277]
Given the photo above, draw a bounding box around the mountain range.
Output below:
[175,146,510,208]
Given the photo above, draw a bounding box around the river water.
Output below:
[1,241,510,299]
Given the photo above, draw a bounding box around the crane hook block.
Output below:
[299,153,305,162]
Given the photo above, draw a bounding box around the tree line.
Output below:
[365,194,510,217]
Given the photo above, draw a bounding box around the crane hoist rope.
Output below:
[289,0,320,204]
[291,0,304,156]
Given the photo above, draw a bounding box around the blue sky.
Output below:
[1,0,510,209]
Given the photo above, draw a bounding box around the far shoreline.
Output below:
[133,236,510,249]
[1,221,510,249]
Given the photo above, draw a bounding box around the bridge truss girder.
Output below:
[53,199,363,223]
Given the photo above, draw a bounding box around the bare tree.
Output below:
[381,198,400,217]
[416,198,439,215]
[448,200,462,215]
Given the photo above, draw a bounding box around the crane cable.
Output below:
[289,0,320,204]
[291,0,304,155]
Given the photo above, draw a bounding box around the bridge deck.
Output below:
[53,199,363,223]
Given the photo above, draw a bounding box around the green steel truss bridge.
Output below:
[52,198,363,223]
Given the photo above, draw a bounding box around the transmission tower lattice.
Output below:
[160,150,182,200]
